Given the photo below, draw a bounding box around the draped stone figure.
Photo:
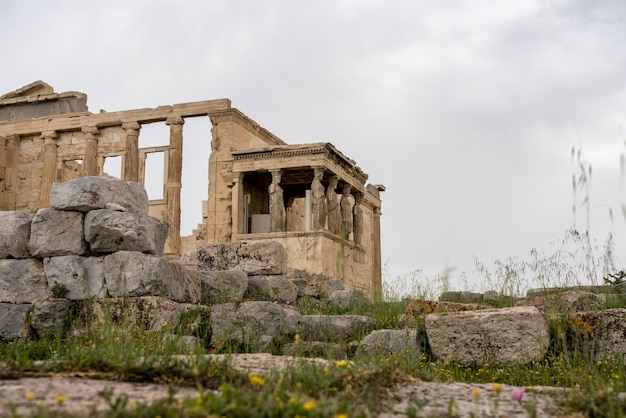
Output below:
[269,169,286,232]
[353,192,364,245]
[340,184,353,239]
[311,167,327,230]
[326,175,341,235]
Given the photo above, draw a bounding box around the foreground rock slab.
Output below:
[426,306,550,365]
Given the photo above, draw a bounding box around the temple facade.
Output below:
[0,81,384,294]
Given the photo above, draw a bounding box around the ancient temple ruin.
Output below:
[0,81,384,293]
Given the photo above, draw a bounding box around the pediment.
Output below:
[0,80,54,100]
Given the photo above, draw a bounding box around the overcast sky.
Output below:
[2,0,626,292]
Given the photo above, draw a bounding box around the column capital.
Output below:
[39,131,59,144]
[81,126,100,138]
[121,121,141,131]
[165,116,185,126]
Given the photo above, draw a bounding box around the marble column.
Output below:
[340,184,353,240]
[122,122,141,182]
[269,169,286,232]
[39,130,58,208]
[81,126,100,177]
[4,135,19,210]
[165,116,184,255]
[310,167,326,230]
[326,175,341,235]
[352,192,364,245]
[372,206,383,295]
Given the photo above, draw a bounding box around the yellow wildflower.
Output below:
[472,388,479,399]
[294,333,300,342]
[335,360,348,367]
[492,383,502,394]
[335,414,348,418]
[249,375,265,386]
[25,392,35,401]
[54,395,67,404]
[302,401,316,411]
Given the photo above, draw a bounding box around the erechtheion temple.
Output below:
[0,81,384,293]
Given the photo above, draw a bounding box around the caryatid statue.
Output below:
[311,167,327,230]
[352,192,364,245]
[326,175,341,235]
[269,169,286,232]
[340,184,353,239]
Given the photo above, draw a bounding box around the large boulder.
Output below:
[43,256,106,300]
[356,329,421,360]
[425,306,550,365]
[50,176,149,214]
[80,296,181,332]
[567,309,626,359]
[28,209,87,257]
[329,289,371,312]
[245,275,298,304]
[0,259,48,303]
[300,315,376,343]
[84,209,168,255]
[30,298,72,338]
[103,251,201,303]
[0,212,34,259]
[210,301,302,352]
[193,241,287,275]
[398,299,487,327]
[516,290,603,315]
[0,303,31,341]
[288,269,344,300]
[199,270,248,305]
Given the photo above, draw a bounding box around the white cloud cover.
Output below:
[2,0,626,290]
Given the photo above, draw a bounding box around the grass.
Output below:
[2,224,626,417]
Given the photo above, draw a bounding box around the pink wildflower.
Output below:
[511,388,524,403]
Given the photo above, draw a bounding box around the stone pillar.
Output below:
[340,184,353,240]
[372,207,383,296]
[310,167,326,230]
[39,130,58,208]
[326,175,341,235]
[165,116,184,256]
[81,126,100,177]
[352,192,364,245]
[4,134,19,210]
[122,122,141,182]
[269,169,286,232]
[231,173,244,236]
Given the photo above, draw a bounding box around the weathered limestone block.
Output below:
[44,256,105,300]
[0,212,34,259]
[356,329,421,360]
[425,306,550,365]
[194,240,287,275]
[0,303,31,341]
[0,259,48,303]
[199,270,248,305]
[210,301,303,352]
[28,209,87,257]
[50,176,149,214]
[30,298,72,338]
[567,309,626,359]
[245,275,298,304]
[281,341,347,359]
[289,269,344,299]
[81,296,181,331]
[439,291,483,304]
[84,209,168,255]
[300,315,376,343]
[516,290,603,315]
[398,300,487,327]
[103,251,200,303]
[329,289,371,312]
